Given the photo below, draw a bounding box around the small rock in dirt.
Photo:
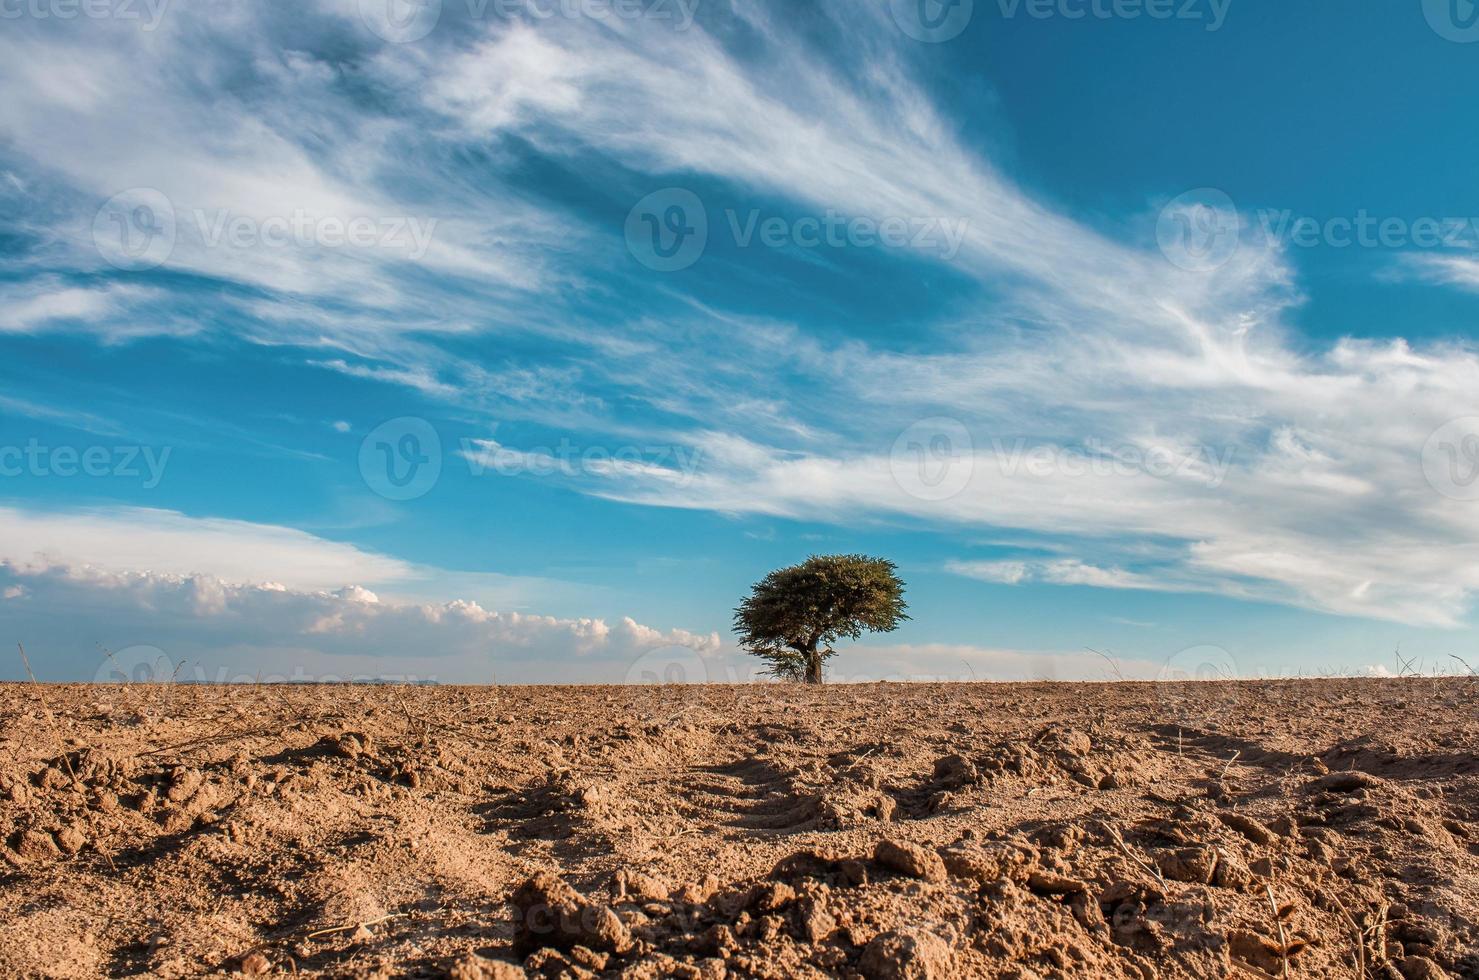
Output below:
[840,859,869,886]
[237,951,272,976]
[798,898,835,941]
[166,767,204,803]
[1210,848,1252,890]
[1026,871,1088,895]
[1227,930,1283,975]
[1031,824,1084,854]
[333,732,371,759]
[14,828,61,861]
[770,850,842,882]
[1398,956,1450,980]
[746,881,795,912]
[449,954,526,979]
[523,948,589,979]
[567,947,608,971]
[614,869,670,902]
[1304,838,1334,865]
[941,841,1035,885]
[1157,847,1217,884]
[870,793,898,822]
[874,839,946,882]
[932,754,979,788]
[1309,771,1380,794]
[511,873,632,954]
[1039,727,1092,758]
[859,929,953,980]
[675,873,719,903]
[1217,812,1274,846]
[54,826,87,855]
[36,766,70,791]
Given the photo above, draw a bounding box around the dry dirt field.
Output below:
[1,679,1476,979]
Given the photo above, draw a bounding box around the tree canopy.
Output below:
[733,554,908,684]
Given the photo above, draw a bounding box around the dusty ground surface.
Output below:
[0,679,1476,979]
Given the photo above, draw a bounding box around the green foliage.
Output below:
[733,554,908,684]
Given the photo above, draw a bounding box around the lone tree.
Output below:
[733,555,908,684]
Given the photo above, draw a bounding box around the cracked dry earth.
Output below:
[1,680,1477,979]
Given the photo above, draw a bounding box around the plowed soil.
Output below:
[1,679,1476,979]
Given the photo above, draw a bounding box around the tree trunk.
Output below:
[804,644,823,684]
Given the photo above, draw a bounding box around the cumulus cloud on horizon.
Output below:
[0,506,719,683]
[0,558,721,684]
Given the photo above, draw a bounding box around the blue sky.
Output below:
[3,0,1479,684]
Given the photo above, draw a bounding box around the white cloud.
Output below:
[0,509,719,683]
[0,560,719,682]
[1402,254,1479,294]
[0,8,559,331]
[947,559,1181,593]
[0,505,417,593]
[0,280,167,335]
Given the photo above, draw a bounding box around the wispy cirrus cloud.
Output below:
[1401,253,1479,294]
